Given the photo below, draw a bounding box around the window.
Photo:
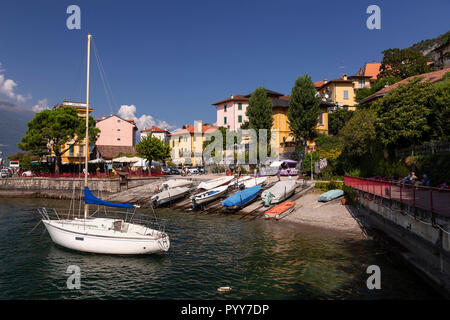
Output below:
[117,138,121,141]
[224,116,227,124]
[69,145,74,156]
[343,90,349,100]
[318,113,324,125]
[238,115,242,123]
[224,104,227,113]
[358,79,364,88]
[117,128,121,131]
[238,103,242,110]
[79,145,84,155]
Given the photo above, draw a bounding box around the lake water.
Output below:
[0,197,440,299]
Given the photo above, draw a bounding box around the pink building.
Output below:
[93,114,138,160]
[212,94,249,131]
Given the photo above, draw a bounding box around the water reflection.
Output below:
[0,198,440,299]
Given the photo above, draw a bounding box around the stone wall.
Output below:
[357,193,450,295]
[0,177,121,193]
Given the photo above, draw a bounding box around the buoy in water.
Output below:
[217,286,232,292]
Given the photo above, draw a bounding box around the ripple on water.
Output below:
[0,198,441,299]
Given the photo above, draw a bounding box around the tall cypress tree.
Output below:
[287,75,321,174]
[246,87,273,141]
[246,87,273,163]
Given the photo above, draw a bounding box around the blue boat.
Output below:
[222,185,262,208]
[317,189,344,202]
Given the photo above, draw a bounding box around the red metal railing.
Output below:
[344,176,450,216]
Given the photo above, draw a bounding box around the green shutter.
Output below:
[224,117,227,124]
[238,115,242,123]
[238,103,242,110]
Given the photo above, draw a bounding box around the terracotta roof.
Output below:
[94,145,136,160]
[170,124,219,136]
[355,62,381,80]
[140,126,169,133]
[361,67,450,104]
[313,81,324,88]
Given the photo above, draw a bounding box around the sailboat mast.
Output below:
[84,34,92,219]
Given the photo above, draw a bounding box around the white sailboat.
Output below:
[160,178,192,190]
[191,185,229,207]
[151,186,191,207]
[38,34,170,255]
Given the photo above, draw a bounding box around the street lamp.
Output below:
[310,146,313,181]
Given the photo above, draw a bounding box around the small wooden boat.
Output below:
[317,189,344,202]
[264,201,295,220]
[151,187,191,207]
[261,180,297,205]
[222,185,262,209]
[191,185,229,207]
[197,176,234,190]
[160,179,192,191]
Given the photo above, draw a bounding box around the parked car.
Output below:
[187,166,199,174]
[1,169,9,178]
[22,170,34,177]
[162,167,170,174]
[196,166,206,174]
[169,167,181,175]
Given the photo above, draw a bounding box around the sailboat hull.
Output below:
[43,220,170,255]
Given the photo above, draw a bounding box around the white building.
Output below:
[140,126,170,144]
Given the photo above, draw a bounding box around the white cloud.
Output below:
[0,64,32,103]
[117,104,175,131]
[32,98,49,112]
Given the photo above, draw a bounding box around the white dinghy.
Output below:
[240,177,267,189]
[261,180,297,205]
[191,185,229,207]
[197,176,234,190]
[151,186,191,207]
[228,175,252,188]
[160,179,192,190]
[37,35,169,255]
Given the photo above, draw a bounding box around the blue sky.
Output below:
[0,0,449,129]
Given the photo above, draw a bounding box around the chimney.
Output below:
[323,78,328,84]
[102,115,106,119]
[231,93,234,99]
[343,74,348,80]
[110,112,113,116]
[196,120,202,133]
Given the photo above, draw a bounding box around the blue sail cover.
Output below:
[222,185,262,207]
[84,187,134,209]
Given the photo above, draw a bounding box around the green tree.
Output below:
[373,78,435,149]
[431,72,450,140]
[18,107,99,174]
[246,87,274,142]
[136,134,171,168]
[287,75,320,172]
[341,109,377,157]
[355,77,401,103]
[328,108,353,135]
[378,48,432,80]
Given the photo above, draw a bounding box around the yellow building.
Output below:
[169,120,218,166]
[53,100,93,164]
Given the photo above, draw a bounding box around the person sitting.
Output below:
[410,172,418,183]
[401,174,412,184]
[421,174,430,186]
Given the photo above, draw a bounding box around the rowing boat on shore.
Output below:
[191,185,229,207]
[240,177,267,189]
[197,176,234,190]
[317,189,344,202]
[264,201,296,220]
[261,180,297,206]
[151,187,191,207]
[228,175,251,188]
[160,179,192,190]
